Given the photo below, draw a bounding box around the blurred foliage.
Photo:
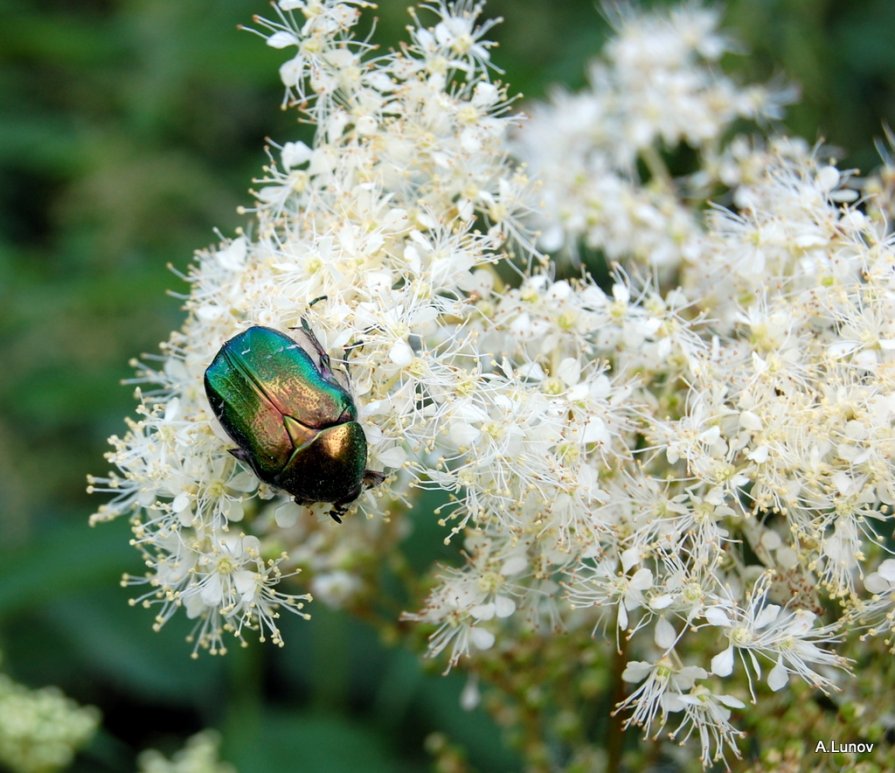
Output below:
[1,0,893,770]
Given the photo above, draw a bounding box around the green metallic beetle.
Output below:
[204,322,385,522]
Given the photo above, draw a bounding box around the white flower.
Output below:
[250,1,373,107]
[668,685,746,767]
[408,0,500,78]
[705,574,846,696]
[566,559,655,636]
[403,535,527,669]
[617,657,707,736]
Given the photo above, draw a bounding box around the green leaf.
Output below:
[43,586,228,705]
[0,518,133,618]
[223,709,420,773]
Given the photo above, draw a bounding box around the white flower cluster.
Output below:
[89,0,529,656]
[91,0,895,766]
[514,4,791,271]
[0,671,99,773]
[138,731,234,773]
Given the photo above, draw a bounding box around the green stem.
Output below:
[221,642,263,758]
[607,634,630,773]
[640,145,674,191]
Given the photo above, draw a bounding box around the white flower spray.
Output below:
[513,3,793,273]
[0,667,100,773]
[91,0,895,767]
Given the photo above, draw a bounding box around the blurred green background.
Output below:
[1,0,894,770]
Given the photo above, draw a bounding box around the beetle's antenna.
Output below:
[308,295,328,308]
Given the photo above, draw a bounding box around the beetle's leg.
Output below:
[293,494,341,524]
[362,469,387,490]
[328,482,365,523]
[342,338,365,360]
[298,316,335,378]
[339,338,364,379]
[339,323,385,376]
[293,493,347,524]
[229,447,266,479]
[342,323,381,363]
[308,295,328,308]
[324,474,385,522]
[327,498,350,523]
[229,447,251,464]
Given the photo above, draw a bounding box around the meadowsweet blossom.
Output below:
[91,0,895,767]
[514,3,792,270]
[706,574,844,695]
[137,731,234,773]
[0,669,99,773]
[90,0,533,658]
[616,655,748,767]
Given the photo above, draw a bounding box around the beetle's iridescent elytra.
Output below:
[204,322,385,522]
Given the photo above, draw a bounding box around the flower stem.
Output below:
[607,635,629,773]
[640,144,674,191]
